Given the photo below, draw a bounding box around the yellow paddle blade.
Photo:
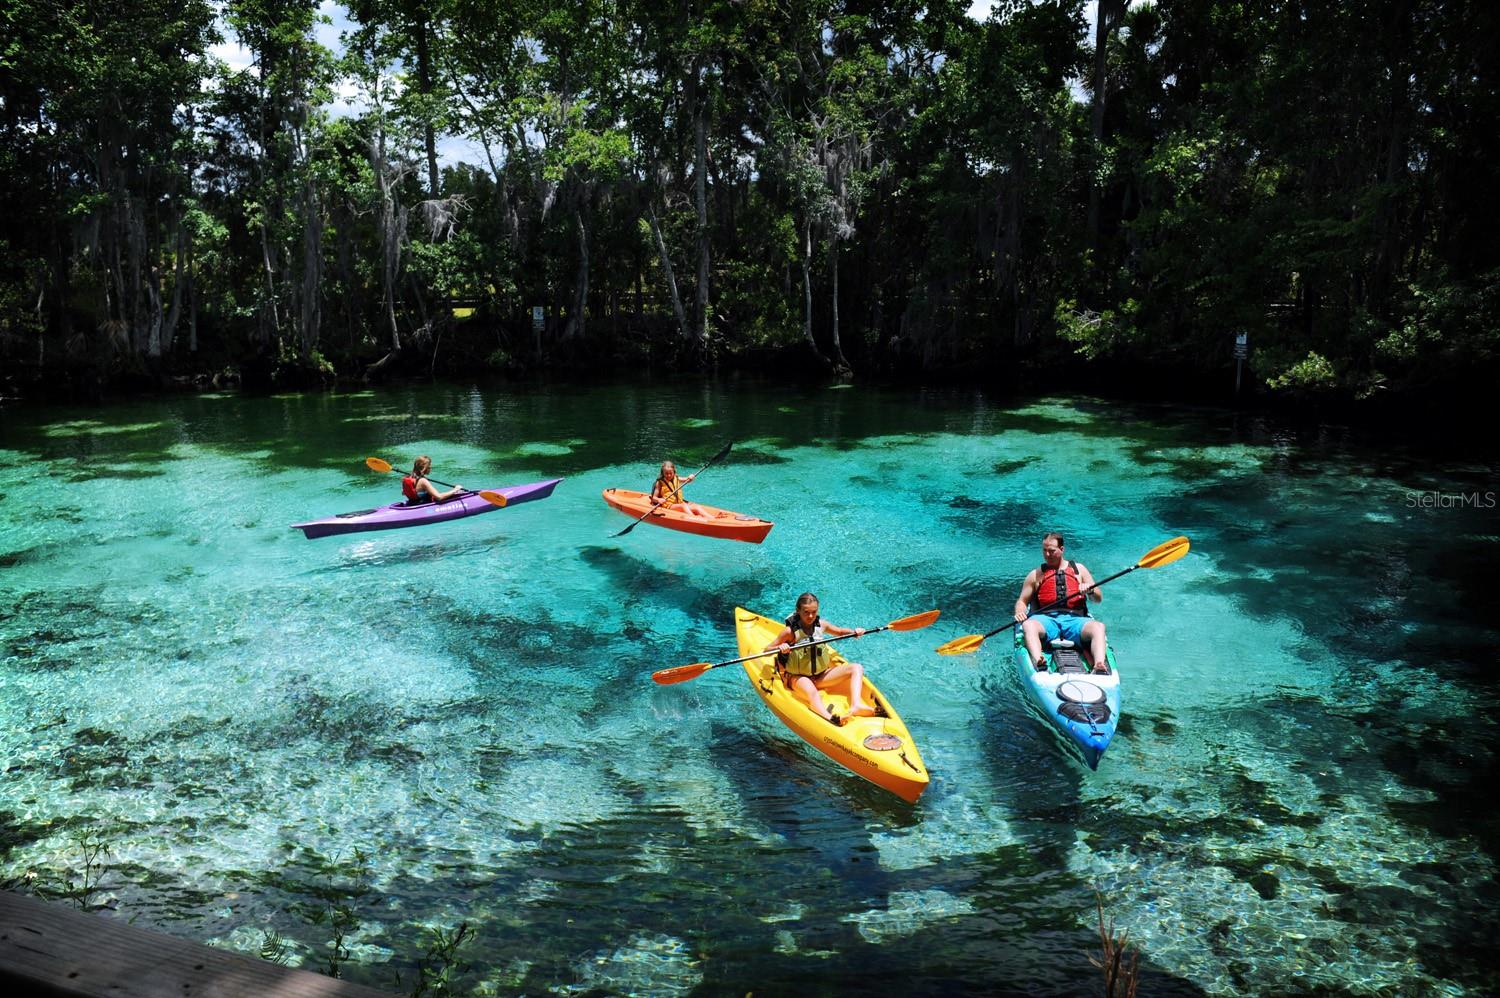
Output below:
[889,609,941,631]
[365,456,394,473]
[479,490,508,508]
[1139,535,1191,569]
[935,634,986,656]
[652,662,712,686]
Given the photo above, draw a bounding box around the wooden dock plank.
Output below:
[0,891,394,997]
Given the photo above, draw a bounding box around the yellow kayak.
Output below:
[734,608,930,803]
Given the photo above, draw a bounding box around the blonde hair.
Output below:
[412,456,432,477]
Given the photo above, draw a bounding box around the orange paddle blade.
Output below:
[889,609,941,631]
[479,490,508,508]
[652,662,712,686]
[1139,535,1190,569]
[365,456,394,473]
[935,634,986,656]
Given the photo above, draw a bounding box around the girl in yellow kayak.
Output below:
[649,460,707,518]
[764,593,875,725]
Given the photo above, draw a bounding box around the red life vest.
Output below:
[1034,560,1089,616]
[402,475,424,504]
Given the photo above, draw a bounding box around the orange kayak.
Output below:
[601,488,773,543]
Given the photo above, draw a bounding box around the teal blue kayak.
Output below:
[1013,629,1120,770]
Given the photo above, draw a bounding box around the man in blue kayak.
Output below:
[1014,532,1109,674]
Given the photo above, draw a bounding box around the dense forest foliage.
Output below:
[1,0,1495,403]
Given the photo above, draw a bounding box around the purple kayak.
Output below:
[292,478,563,539]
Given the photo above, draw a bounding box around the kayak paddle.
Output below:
[652,609,941,685]
[364,456,507,508]
[613,440,733,538]
[935,535,1191,656]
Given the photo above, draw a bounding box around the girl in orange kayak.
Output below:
[402,456,464,506]
[649,461,707,518]
[764,593,874,725]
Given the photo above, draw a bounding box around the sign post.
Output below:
[532,305,544,354]
[1233,332,1249,396]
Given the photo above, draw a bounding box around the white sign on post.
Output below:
[1234,331,1248,395]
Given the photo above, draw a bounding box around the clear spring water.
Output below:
[1,381,1496,995]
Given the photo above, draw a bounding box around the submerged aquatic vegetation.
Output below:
[1091,892,1140,998]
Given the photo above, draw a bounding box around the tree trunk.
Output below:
[188,226,198,354]
[647,203,690,341]
[1087,0,1125,253]
[801,218,830,368]
[259,220,280,349]
[829,236,851,374]
[1373,0,1413,312]
[126,197,166,361]
[299,177,323,360]
[337,203,358,352]
[692,62,710,351]
[47,222,73,347]
[562,205,590,341]
[417,14,440,197]
[366,128,405,379]
[161,212,186,356]
[634,248,643,318]
[407,267,430,335]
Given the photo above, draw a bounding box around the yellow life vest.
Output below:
[780,616,828,677]
[654,476,685,504]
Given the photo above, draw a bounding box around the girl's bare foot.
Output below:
[846,702,876,717]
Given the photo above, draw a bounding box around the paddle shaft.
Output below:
[614,442,732,537]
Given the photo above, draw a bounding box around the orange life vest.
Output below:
[1034,560,1089,616]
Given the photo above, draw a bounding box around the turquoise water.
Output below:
[1,382,1497,995]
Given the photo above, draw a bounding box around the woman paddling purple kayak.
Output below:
[401,455,464,505]
[291,455,563,539]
